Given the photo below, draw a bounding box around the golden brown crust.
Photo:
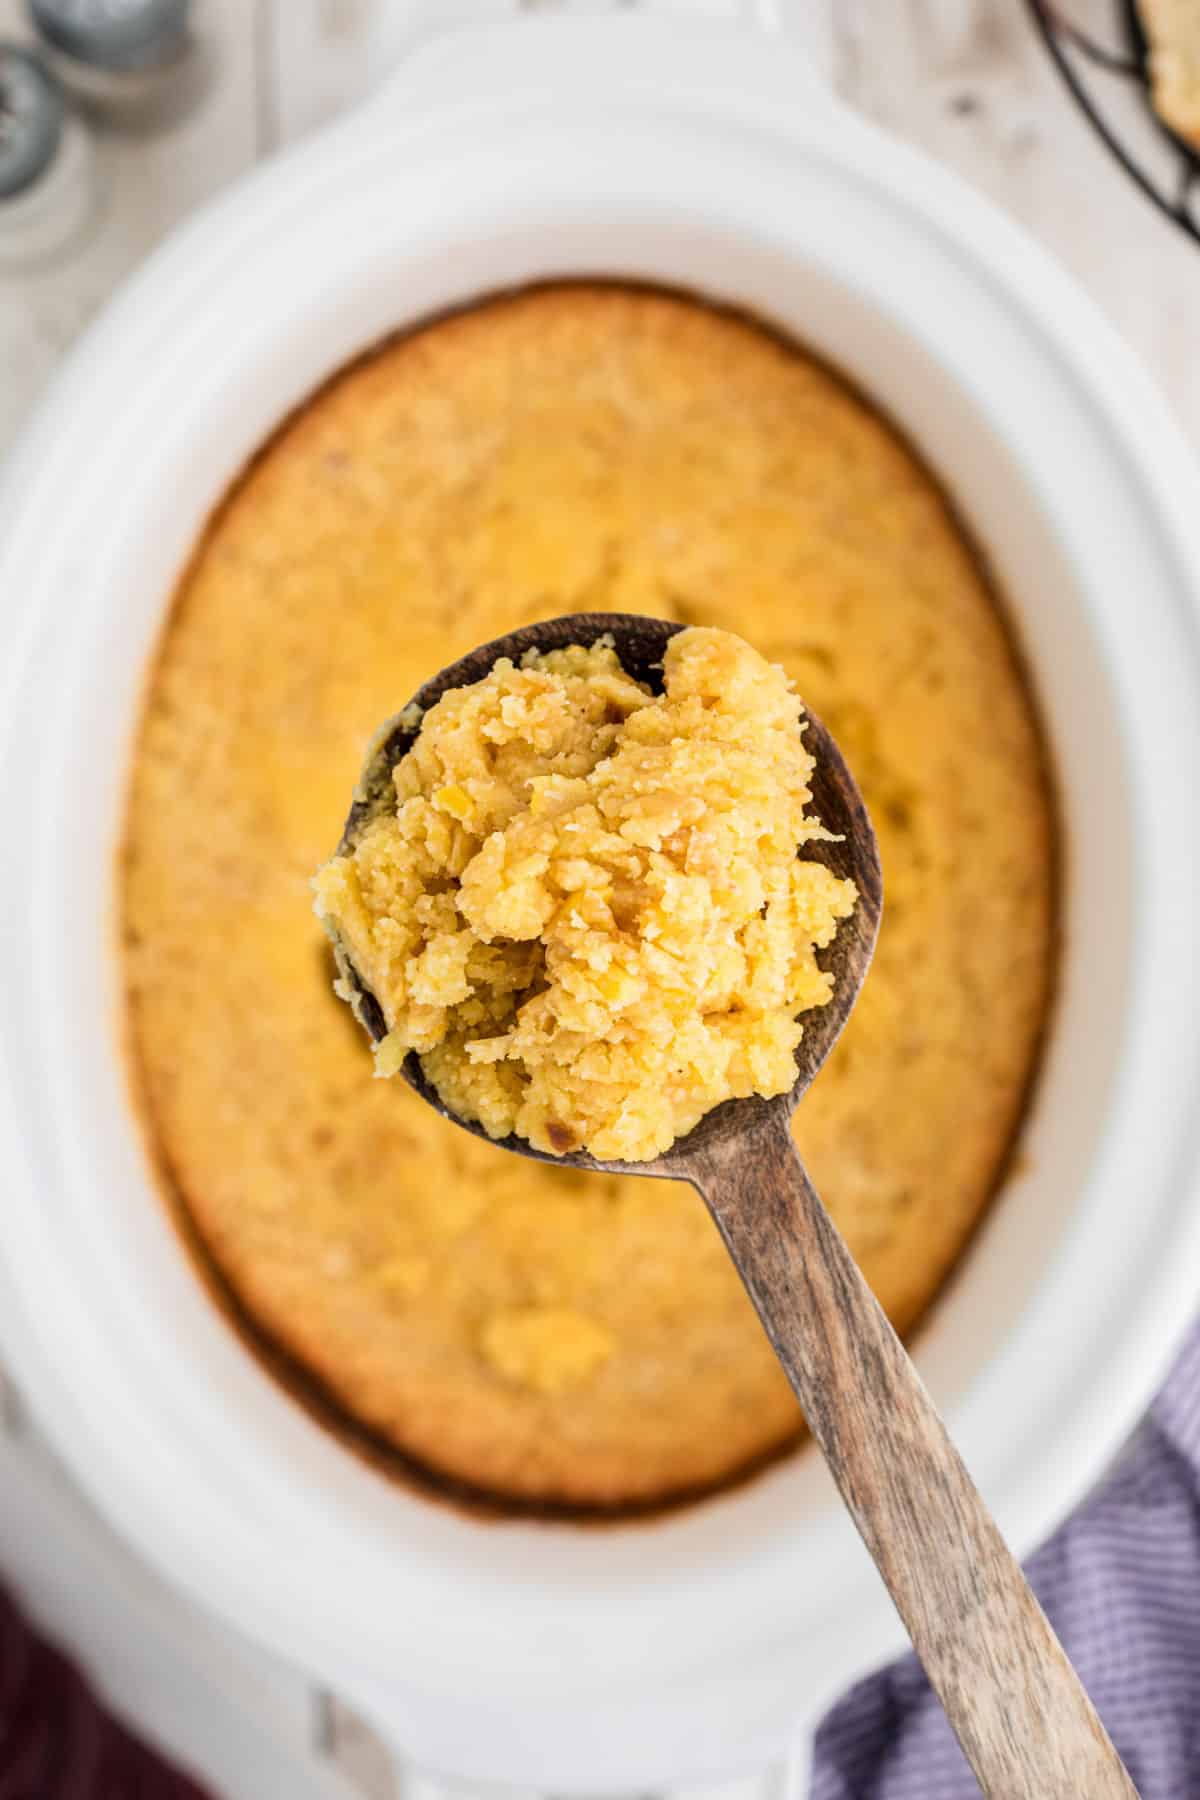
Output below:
[121,285,1057,1509]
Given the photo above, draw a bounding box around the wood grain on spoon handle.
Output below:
[691,1105,1138,1800]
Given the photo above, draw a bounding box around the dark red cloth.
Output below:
[0,1582,212,1799]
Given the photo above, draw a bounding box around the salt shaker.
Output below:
[27,0,210,128]
[0,43,93,267]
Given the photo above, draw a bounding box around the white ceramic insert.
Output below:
[1,16,1200,1791]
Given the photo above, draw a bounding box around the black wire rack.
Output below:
[1026,0,1200,246]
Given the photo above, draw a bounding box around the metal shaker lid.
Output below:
[0,45,64,200]
[28,0,191,73]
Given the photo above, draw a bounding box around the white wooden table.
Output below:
[1,3,1196,1794]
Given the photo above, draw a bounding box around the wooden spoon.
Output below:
[329,612,1137,1799]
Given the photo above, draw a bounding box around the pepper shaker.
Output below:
[0,43,93,267]
[26,0,211,129]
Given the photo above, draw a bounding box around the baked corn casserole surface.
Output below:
[122,286,1055,1508]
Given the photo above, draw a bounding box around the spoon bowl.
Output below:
[330,611,883,1179]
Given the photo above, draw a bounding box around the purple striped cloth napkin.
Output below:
[811,1319,1200,1798]
[0,1582,211,1799]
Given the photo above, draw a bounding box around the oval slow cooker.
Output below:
[2,14,1200,1790]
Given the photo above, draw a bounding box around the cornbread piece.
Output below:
[1139,0,1200,146]
[122,284,1056,1509]
[314,628,857,1163]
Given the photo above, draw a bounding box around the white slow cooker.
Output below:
[2,14,1200,1791]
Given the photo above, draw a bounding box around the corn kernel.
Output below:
[433,784,473,820]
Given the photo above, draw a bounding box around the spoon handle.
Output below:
[691,1106,1138,1799]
